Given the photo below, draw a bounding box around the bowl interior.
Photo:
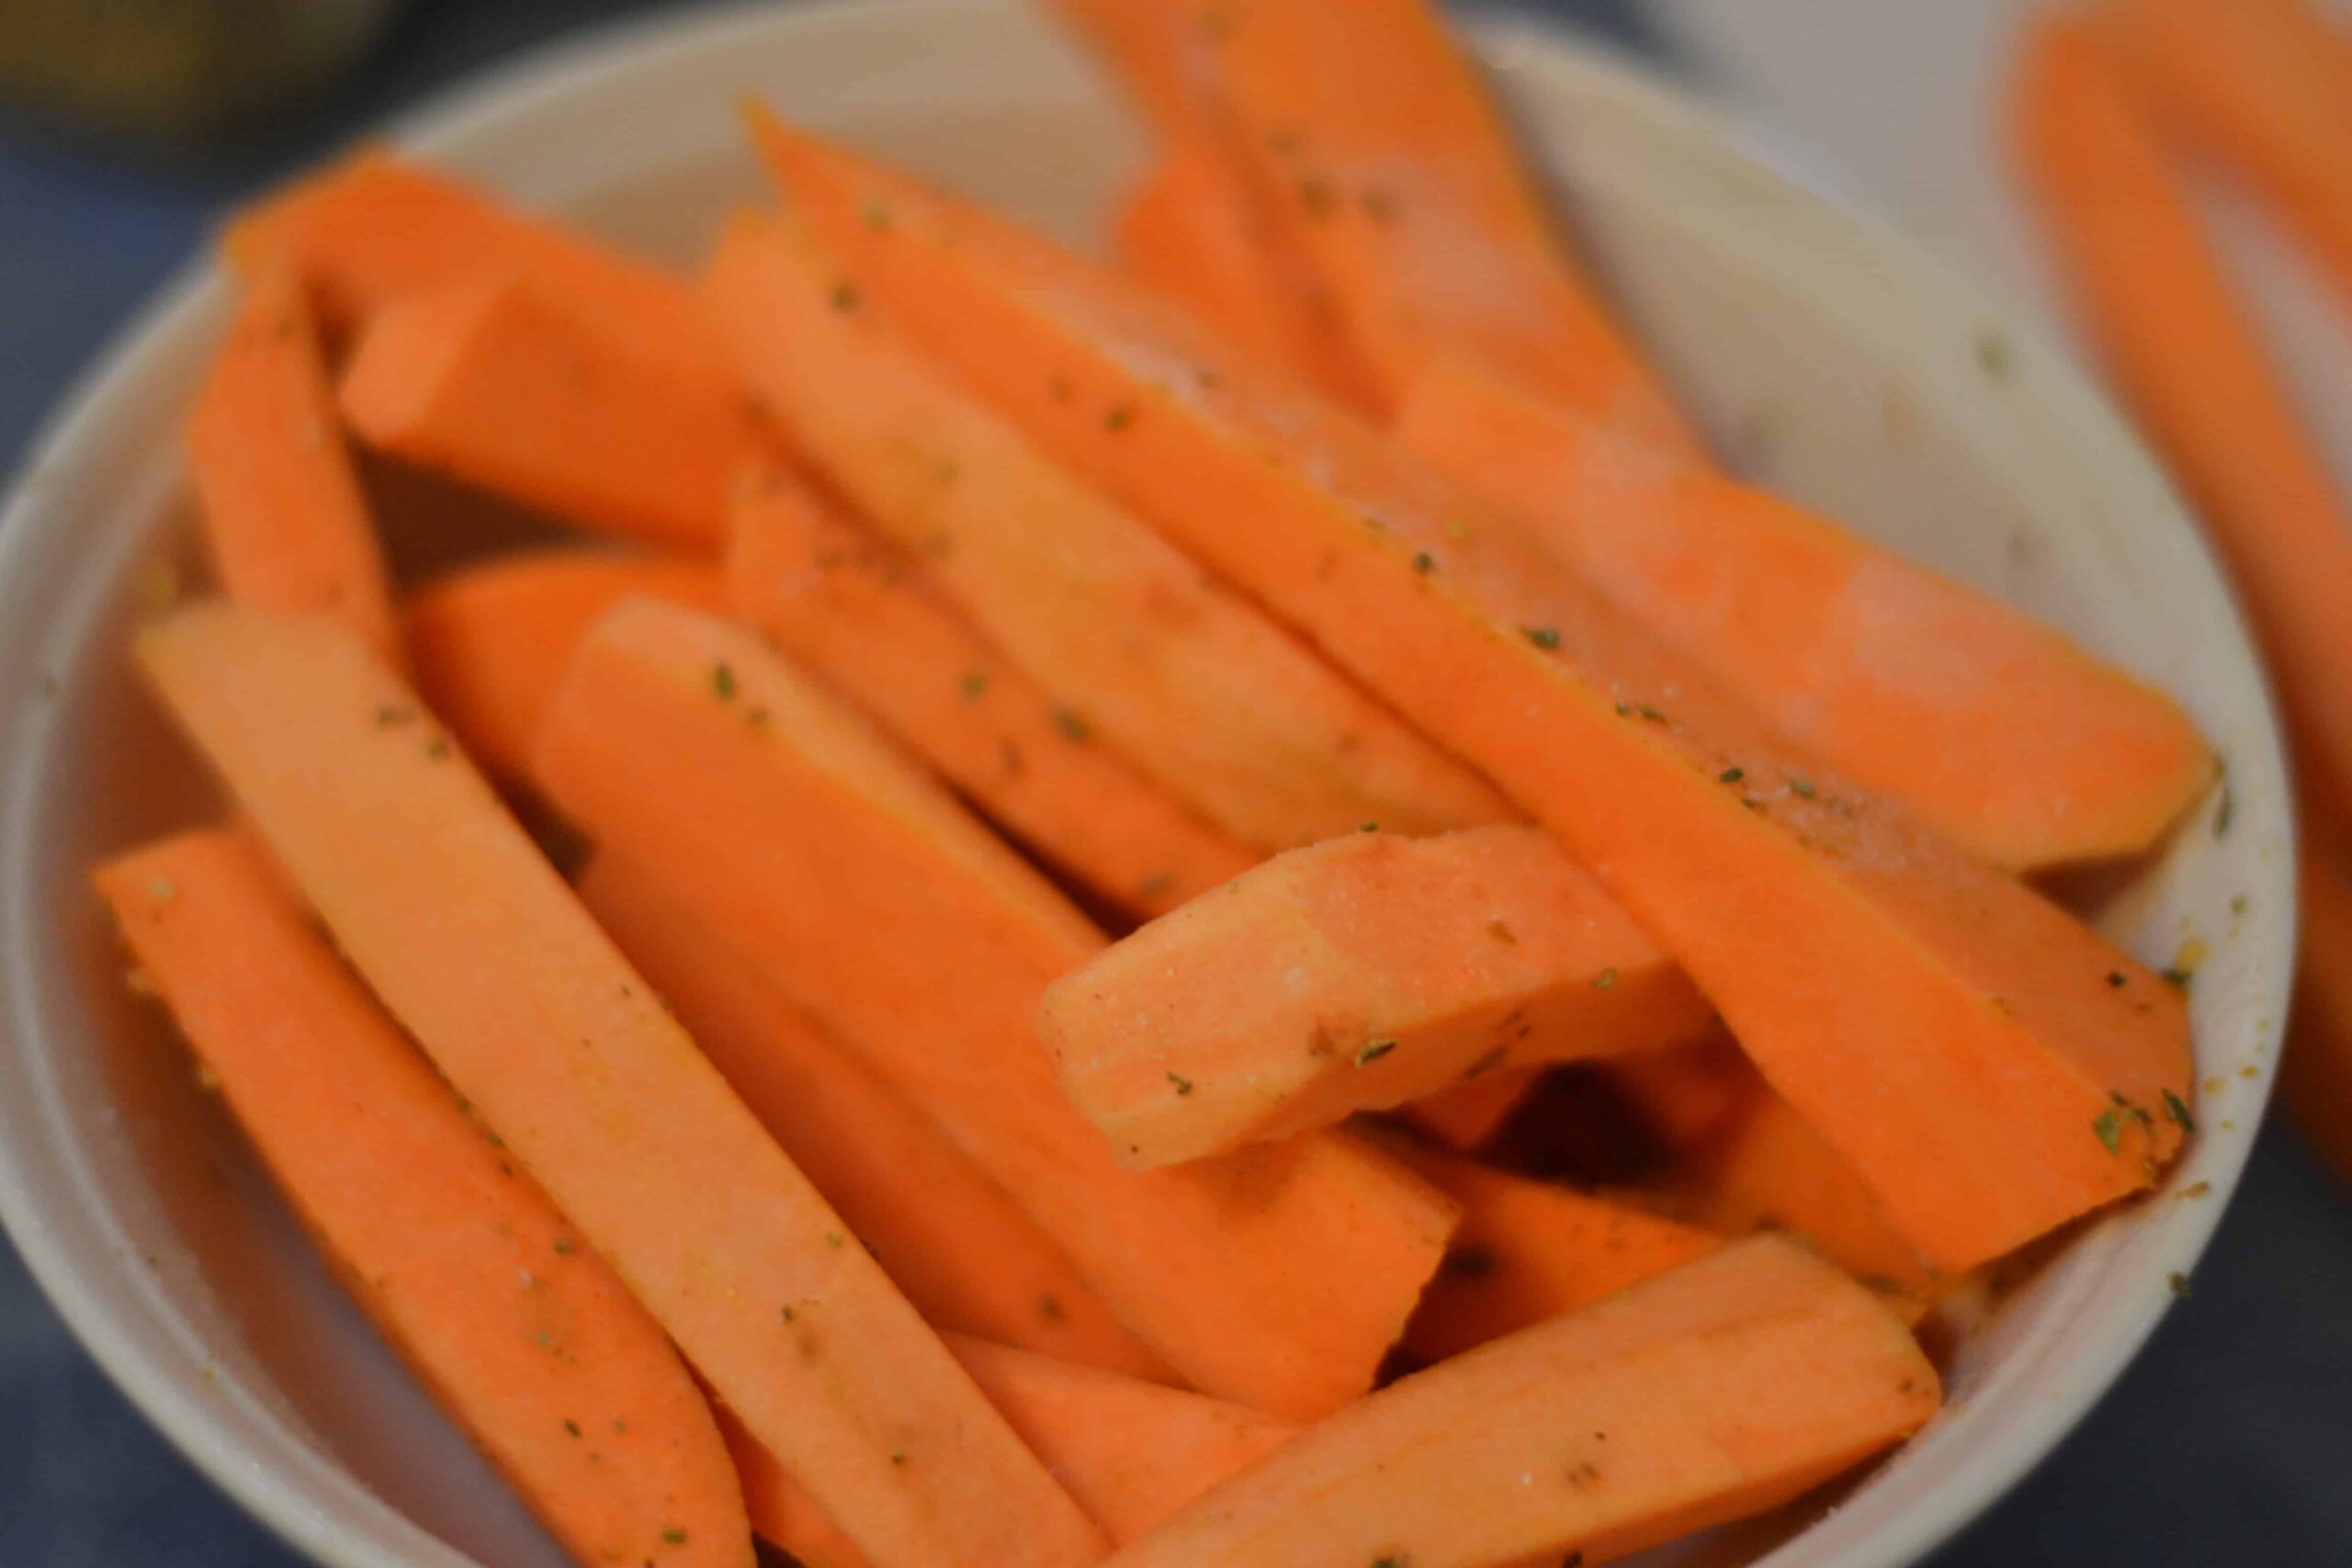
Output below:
[0,4,2293,1567]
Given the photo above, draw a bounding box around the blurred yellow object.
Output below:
[0,0,404,141]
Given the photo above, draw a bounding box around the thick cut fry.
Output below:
[752,118,2195,1274]
[343,276,762,547]
[223,148,720,382]
[1180,0,1703,451]
[2105,0,2352,321]
[705,211,1510,850]
[1399,354,2212,869]
[1041,826,1711,1166]
[530,601,1459,1418]
[137,604,1108,1568]
[1115,145,1374,406]
[577,852,1167,1378]
[2012,20,2352,834]
[1399,1066,1543,1150]
[402,548,724,784]
[96,831,752,1568]
[1104,1235,1940,1568]
[728,461,1253,919]
[184,265,400,660]
[729,1334,1299,1567]
[1387,1138,1722,1365]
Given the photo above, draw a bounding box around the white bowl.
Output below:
[0,3,2294,1565]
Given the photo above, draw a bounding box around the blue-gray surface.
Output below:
[5,1,2350,1563]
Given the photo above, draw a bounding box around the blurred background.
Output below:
[6,1,2351,1563]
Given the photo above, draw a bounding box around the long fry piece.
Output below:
[96,830,752,1568]
[1398,353,2212,868]
[185,264,401,660]
[2011,17,2352,828]
[136,603,1109,1568]
[1103,1235,1939,1568]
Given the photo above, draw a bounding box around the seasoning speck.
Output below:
[830,281,861,313]
[1167,1070,1194,1097]
[1522,626,1562,649]
[958,671,989,701]
[1360,821,1380,833]
[2107,971,2128,988]
[1592,968,1619,991]
[825,1231,845,1249]
[1105,403,1136,432]
[2163,1089,2196,1134]
[1718,767,1745,784]
[2167,1271,2192,1298]
[662,1529,688,1546]
[1789,777,1817,798]
[563,1418,582,1438]
[148,876,177,903]
[1052,707,1091,742]
[711,662,737,700]
[1353,1039,1398,1067]
[1412,551,1435,574]
[553,1238,576,1256]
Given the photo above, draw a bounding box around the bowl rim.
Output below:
[0,3,2293,1566]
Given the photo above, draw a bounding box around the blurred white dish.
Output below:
[0,2,2292,1564]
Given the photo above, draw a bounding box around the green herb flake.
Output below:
[830,281,861,313]
[1167,1070,1194,1097]
[1522,626,1562,649]
[711,661,737,701]
[824,1230,845,1249]
[1789,777,1818,798]
[563,1418,582,1438]
[1105,402,1137,432]
[780,1305,796,1324]
[1359,820,1380,833]
[1353,1039,1398,1067]
[958,671,989,701]
[2164,1089,2197,1134]
[1592,968,1619,991]
[662,1528,689,1546]
[553,1238,576,1256]
[2092,1107,2124,1155]
[374,704,415,727]
[1412,551,1436,574]
[1635,705,1666,723]
[1718,767,1745,784]
[2214,777,2235,838]
[2160,966,2193,991]
[424,739,451,761]
[1052,707,1091,742]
